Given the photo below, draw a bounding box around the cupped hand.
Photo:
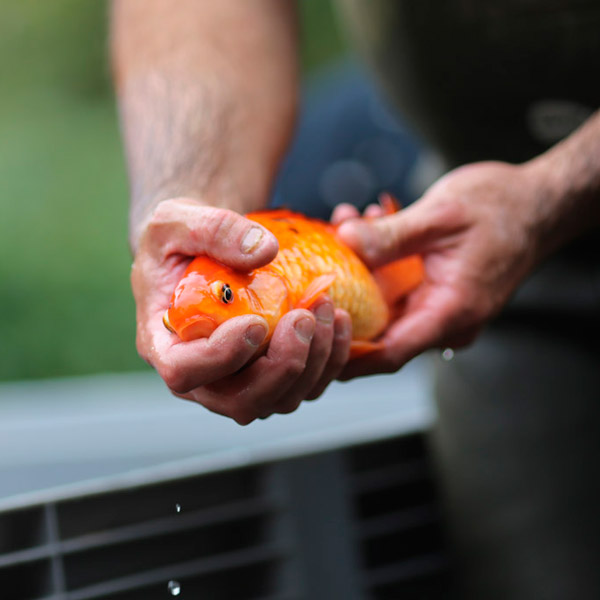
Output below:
[334,161,546,379]
[132,198,351,424]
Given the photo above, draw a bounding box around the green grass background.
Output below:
[0,1,346,381]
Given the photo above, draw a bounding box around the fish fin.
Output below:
[378,191,402,215]
[350,340,385,359]
[296,273,337,309]
[248,208,300,220]
[374,255,425,306]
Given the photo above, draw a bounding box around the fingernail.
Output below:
[241,226,264,254]
[314,302,334,324]
[245,323,267,347]
[294,317,315,342]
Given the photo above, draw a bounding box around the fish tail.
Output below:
[350,340,385,359]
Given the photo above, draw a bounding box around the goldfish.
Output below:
[163,199,424,357]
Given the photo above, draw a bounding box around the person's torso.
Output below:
[337,0,600,166]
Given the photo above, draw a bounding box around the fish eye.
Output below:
[221,283,234,304]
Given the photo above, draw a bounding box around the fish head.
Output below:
[164,256,289,343]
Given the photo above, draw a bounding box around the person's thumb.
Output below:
[139,198,279,270]
[336,203,429,268]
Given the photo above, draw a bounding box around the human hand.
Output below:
[132,198,352,424]
[334,161,547,379]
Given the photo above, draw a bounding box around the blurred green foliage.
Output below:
[0,0,347,381]
[299,0,347,73]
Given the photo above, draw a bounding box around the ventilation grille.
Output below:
[0,433,453,599]
[345,434,454,599]
[0,467,290,600]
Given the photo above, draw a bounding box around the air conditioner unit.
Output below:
[0,358,454,599]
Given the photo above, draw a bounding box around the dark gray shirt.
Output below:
[337,0,600,166]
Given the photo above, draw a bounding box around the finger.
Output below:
[331,203,361,225]
[306,308,352,400]
[363,203,385,218]
[200,310,316,424]
[141,199,279,270]
[336,198,463,268]
[152,314,269,393]
[336,210,414,268]
[270,297,336,414]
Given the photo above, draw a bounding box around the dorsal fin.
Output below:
[377,191,402,215]
[248,208,302,220]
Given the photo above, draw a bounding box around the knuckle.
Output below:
[232,410,255,426]
[160,363,191,394]
[280,357,306,380]
[143,216,168,244]
[429,199,467,234]
[305,385,327,401]
[143,204,183,255]
[219,336,248,364]
[421,188,469,233]
[169,389,194,403]
[150,199,175,222]
[274,396,302,415]
[146,199,179,232]
[202,208,236,247]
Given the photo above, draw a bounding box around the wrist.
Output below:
[121,74,295,254]
[522,149,599,263]
[522,111,600,261]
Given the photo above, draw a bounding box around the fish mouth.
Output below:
[163,310,175,333]
[179,316,217,341]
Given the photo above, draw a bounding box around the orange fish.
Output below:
[163,199,424,357]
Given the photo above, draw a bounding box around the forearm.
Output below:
[111,0,299,250]
[525,110,600,262]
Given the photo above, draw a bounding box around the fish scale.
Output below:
[248,213,389,340]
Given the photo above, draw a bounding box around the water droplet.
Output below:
[175,503,181,513]
[441,348,455,361]
[168,580,181,596]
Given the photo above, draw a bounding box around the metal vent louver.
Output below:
[0,467,290,600]
[345,434,454,598]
